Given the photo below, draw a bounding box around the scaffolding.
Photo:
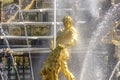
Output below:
[0,0,88,80]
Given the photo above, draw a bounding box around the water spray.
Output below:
[15,4,35,80]
[0,25,21,80]
[80,3,120,80]
[108,61,120,80]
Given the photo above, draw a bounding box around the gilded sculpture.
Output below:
[40,16,77,80]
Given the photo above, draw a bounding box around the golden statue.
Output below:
[40,16,77,80]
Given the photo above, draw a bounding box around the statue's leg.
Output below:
[41,61,60,80]
[40,68,56,80]
[51,70,59,80]
[51,61,61,80]
[61,61,75,80]
[40,48,61,80]
[40,68,47,80]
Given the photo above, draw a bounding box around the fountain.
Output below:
[80,3,120,80]
[1,1,35,80]
[0,25,21,80]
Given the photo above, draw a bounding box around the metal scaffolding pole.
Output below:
[54,0,56,48]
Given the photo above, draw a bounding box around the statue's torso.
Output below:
[56,27,77,47]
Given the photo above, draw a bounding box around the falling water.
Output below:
[80,3,120,80]
[0,24,21,80]
[108,61,120,80]
[16,4,35,80]
[1,2,35,79]
[1,3,35,80]
[0,25,10,48]
[0,71,4,80]
[0,25,9,80]
[7,0,34,22]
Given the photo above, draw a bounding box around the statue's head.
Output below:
[63,16,72,22]
[63,16,73,29]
